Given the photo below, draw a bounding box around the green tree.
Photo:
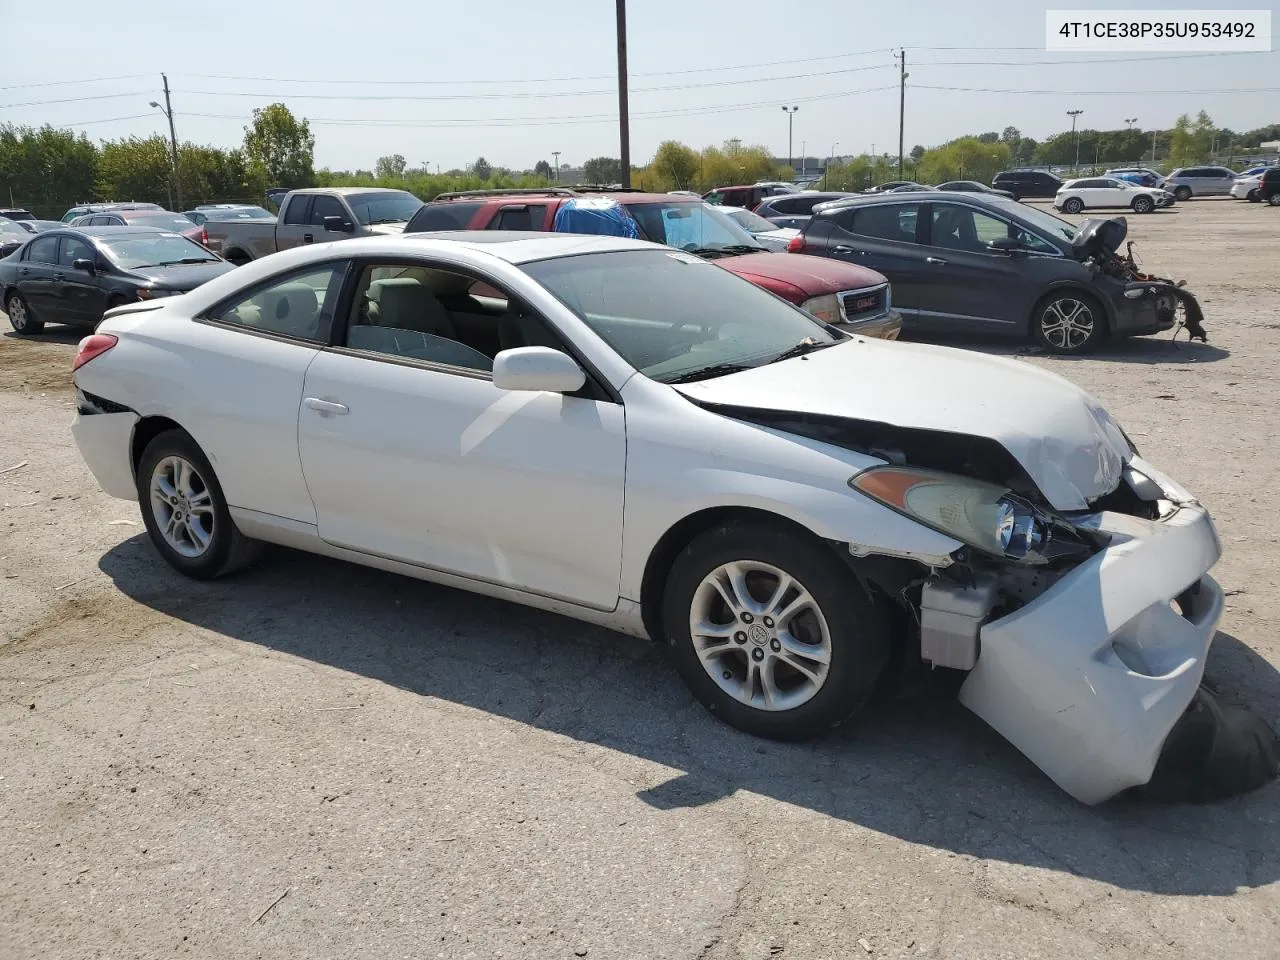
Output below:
[95,135,175,207]
[651,141,700,190]
[976,131,1000,144]
[582,156,622,184]
[472,156,492,181]
[533,159,553,179]
[919,138,1011,184]
[0,124,97,218]
[909,144,926,162]
[375,154,406,179]
[242,103,315,188]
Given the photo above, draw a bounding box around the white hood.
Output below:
[673,339,1131,510]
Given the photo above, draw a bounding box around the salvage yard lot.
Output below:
[2,198,1278,959]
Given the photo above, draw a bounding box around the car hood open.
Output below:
[671,338,1132,510]
[1070,217,1128,260]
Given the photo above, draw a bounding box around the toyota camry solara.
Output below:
[70,232,1224,804]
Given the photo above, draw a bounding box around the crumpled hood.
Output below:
[672,338,1131,510]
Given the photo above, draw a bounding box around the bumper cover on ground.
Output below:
[958,458,1223,804]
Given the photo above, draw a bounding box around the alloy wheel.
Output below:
[1133,196,1153,214]
[7,296,28,331]
[688,560,832,712]
[1040,297,1095,351]
[149,455,216,558]
[1063,198,1083,214]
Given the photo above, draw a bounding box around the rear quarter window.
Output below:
[407,202,484,231]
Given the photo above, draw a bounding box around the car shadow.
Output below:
[97,538,1280,897]
[1,326,84,344]
[906,331,1231,365]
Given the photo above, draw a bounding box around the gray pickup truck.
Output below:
[205,187,424,264]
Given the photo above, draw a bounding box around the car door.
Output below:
[309,193,353,242]
[808,201,927,319]
[1208,167,1236,195]
[56,234,106,326]
[273,194,314,250]
[1092,179,1127,207]
[17,235,60,316]
[296,257,627,609]
[909,202,1037,332]
[183,259,350,523]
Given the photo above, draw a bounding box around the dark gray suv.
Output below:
[789,191,1181,353]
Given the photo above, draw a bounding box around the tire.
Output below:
[5,291,43,334]
[1031,290,1107,354]
[1132,195,1154,214]
[136,429,262,580]
[1269,193,1280,207]
[225,251,251,267]
[1247,189,1260,203]
[662,521,892,741]
[1174,186,1192,201]
[1062,197,1084,214]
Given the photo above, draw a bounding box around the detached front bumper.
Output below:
[958,457,1223,805]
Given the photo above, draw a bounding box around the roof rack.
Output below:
[432,187,581,201]
[563,184,648,193]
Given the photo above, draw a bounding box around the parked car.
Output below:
[886,184,936,193]
[1261,168,1280,205]
[1105,167,1166,188]
[0,218,31,258]
[204,187,424,264]
[863,181,920,194]
[406,188,901,339]
[1,226,233,333]
[935,181,1016,199]
[69,230,1226,806]
[0,208,35,221]
[990,170,1065,200]
[11,219,68,234]
[60,202,164,223]
[785,191,1186,353]
[70,209,205,245]
[715,205,800,251]
[701,183,797,210]
[1230,175,1263,202]
[754,191,857,223]
[1235,165,1272,179]
[1053,177,1174,214]
[1164,166,1239,200]
[183,204,275,226]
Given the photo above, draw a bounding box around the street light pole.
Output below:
[825,141,839,190]
[149,73,182,210]
[781,106,799,172]
[552,151,561,182]
[895,48,908,178]
[1125,117,1137,132]
[1067,109,1083,174]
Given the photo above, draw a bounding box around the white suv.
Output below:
[1054,177,1174,214]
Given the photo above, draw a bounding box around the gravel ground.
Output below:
[2,198,1278,959]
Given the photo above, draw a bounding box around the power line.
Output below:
[0,74,149,91]
[55,113,155,127]
[915,83,1280,96]
[0,91,151,109]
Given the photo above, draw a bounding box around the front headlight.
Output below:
[136,287,177,300]
[850,466,1046,562]
[801,293,841,326]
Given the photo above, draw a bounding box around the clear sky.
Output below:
[2,0,1276,172]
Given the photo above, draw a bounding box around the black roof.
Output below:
[811,190,1027,215]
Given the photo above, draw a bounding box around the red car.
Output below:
[406,189,901,339]
[701,183,798,210]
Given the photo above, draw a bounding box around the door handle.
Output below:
[53,273,65,281]
[303,233,314,243]
[833,244,858,254]
[304,397,348,415]
[926,256,948,265]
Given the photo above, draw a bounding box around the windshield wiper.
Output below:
[768,338,838,364]
[156,257,217,265]
[367,218,408,225]
[684,244,760,258]
[662,362,754,384]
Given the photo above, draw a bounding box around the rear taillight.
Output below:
[200,226,208,246]
[73,334,118,372]
[786,234,805,253]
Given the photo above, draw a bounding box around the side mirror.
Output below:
[323,216,355,233]
[987,237,1022,254]
[492,346,586,394]
[72,258,95,272]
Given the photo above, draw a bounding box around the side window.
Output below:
[309,194,347,226]
[703,192,725,205]
[282,196,312,226]
[58,236,94,266]
[767,197,799,214]
[26,236,59,263]
[407,201,483,232]
[207,262,346,341]
[847,203,920,243]
[490,204,547,231]
[930,205,1009,253]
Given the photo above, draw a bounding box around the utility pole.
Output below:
[825,141,839,190]
[895,48,907,178]
[1067,109,1083,174]
[552,151,561,182]
[781,105,799,172]
[1152,127,1158,162]
[615,0,631,188]
[1125,117,1137,132]
[150,74,182,210]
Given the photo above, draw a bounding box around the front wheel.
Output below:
[662,522,892,741]
[1132,195,1154,214]
[1247,189,1260,203]
[1174,186,1192,201]
[1031,291,1106,354]
[1062,197,1084,214]
[6,292,43,334]
[1268,193,1280,207]
[136,429,262,579]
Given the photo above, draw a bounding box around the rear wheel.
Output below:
[225,251,251,267]
[5,291,42,334]
[1031,290,1107,354]
[662,521,892,741]
[1062,197,1084,214]
[1174,186,1192,201]
[1132,195,1154,214]
[1247,189,1261,203]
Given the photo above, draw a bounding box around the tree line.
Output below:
[4,103,1276,220]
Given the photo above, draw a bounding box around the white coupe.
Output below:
[71,232,1223,804]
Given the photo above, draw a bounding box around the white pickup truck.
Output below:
[205,187,424,264]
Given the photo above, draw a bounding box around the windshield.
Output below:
[100,233,220,269]
[203,206,273,221]
[992,200,1079,242]
[624,201,764,253]
[348,191,425,225]
[126,213,198,231]
[521,249,837,382]
[0,220,28,239]
[723,208,781,234]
